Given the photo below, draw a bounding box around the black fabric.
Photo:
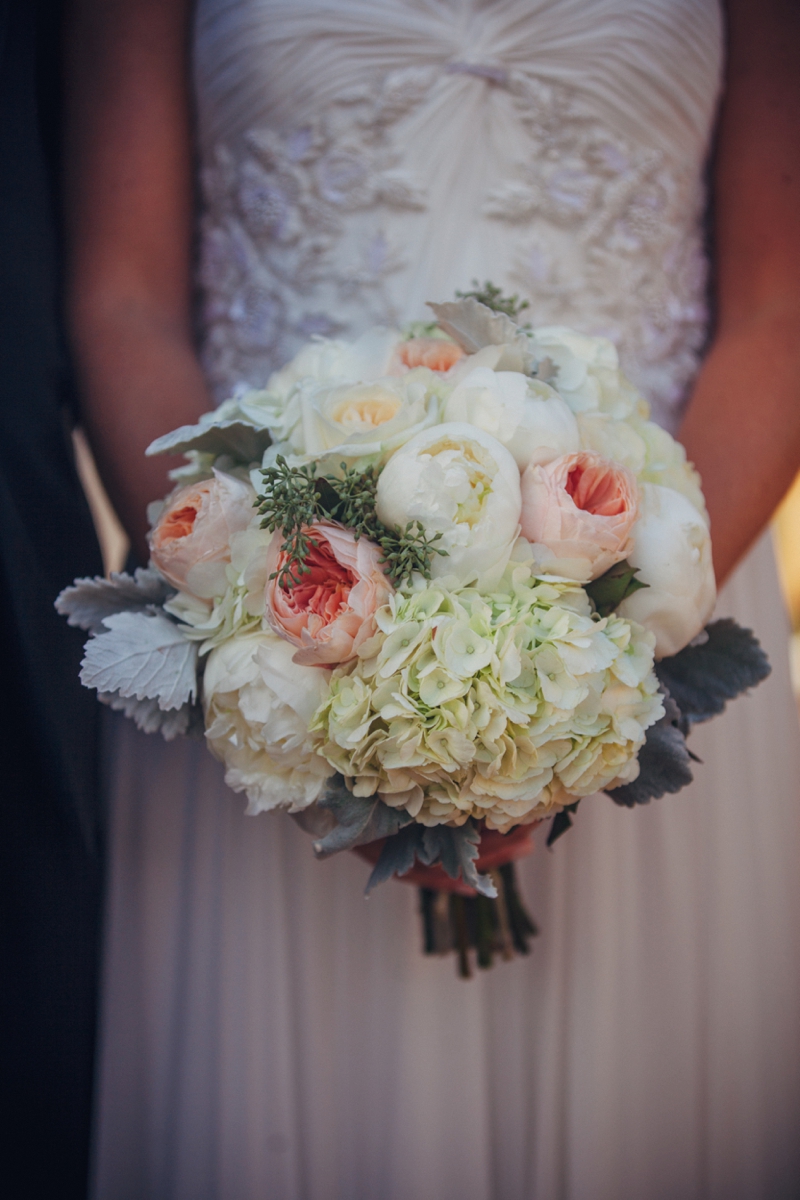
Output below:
[0,1,105,1196]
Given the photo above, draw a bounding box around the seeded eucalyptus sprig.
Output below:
[455,280,531,323]
[256,456,447,589]
[255,458,320,588]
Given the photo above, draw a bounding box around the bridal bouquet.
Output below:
[58,289,769,974]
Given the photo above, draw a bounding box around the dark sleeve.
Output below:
[0,1,106,1195]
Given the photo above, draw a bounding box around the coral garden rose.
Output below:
[616,482,716,658]
[375,421,522,588]
[265,522,391,666]
[149,469,256,600]
[520,451,639,583]
[394,336,465,373]
[443,366,579,468]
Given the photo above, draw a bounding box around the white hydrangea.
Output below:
[204,632,334,813]
[310,567,663,831]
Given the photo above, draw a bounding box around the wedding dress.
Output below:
[92,2,800,1197]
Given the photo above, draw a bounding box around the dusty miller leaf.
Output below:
[80,611,198,711]
[56,568,172,634]
[312,776,412,858]
[365,824,424,893]
[146,396,272,463]
[607,691,693,807]
[420,821,497,898]
[98,692,202,741]
[655,618,771,725]
[427,297,534,372]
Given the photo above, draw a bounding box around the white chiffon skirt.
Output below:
[91,532,800,1200]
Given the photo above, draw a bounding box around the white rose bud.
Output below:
[616,483,716,659]
[375,422,522,588]
[443,367,579,468]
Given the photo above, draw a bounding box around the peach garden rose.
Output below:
[520,451,639,582]
[149,469,256,600]
[265,522,391,666]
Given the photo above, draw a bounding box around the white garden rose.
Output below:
[204,632,333,812]
[443,367,579,468]
[265,328,401,407]
[529,326,642,419]
[616,483,716,658]
[266,370,444,466]
[250,327,403,447]
[375,422,522,588]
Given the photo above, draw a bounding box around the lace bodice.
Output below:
[194,0,723,430]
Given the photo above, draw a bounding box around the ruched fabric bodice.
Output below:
[194,0,723,430]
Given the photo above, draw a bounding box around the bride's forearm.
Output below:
[679,0,800,587]
[70,299,210,562]
[679,304,800,586]
[66,0,203,563]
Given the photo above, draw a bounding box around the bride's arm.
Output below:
[65,0,207,561]
[679,0,800,586]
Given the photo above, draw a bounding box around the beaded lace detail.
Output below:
[198,67,435,399]
[198,63,709,427]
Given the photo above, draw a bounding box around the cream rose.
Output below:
[520,451,639,582]
[616,483,716,658]
[270,370,443,465]
[375,422,522,587]
[149,469,257,600]
[443,367,579,468]
[204,632,333,813]
[265,522,391,666]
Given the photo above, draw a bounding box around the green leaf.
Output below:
[585,560,648,617]
[546,801,580,847]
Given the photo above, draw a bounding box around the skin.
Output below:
[66,0,800,886]
[678,0,800,584]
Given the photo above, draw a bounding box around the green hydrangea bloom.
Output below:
[310,564,664,831]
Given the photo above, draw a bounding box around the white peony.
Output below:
[576,412,647,474]
[375,422,522,588]
[629,416,709,523]
[529,326,642,419]
[204,632,333,812]
[616,483,716,658]
[443,367,579,468]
